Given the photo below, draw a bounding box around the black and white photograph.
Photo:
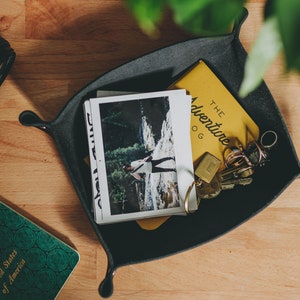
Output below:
[87,90,197,224]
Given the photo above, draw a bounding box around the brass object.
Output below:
[194,152,221,183]
[195,173,222,199]
[190,131,278,209]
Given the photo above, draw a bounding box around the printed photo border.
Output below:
[87,90,197,224]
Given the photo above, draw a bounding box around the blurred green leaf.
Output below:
[125,0,165,36]
[239,16,283,97]
[168,0,214,24]
[125,0,300,96]
[264,0,275,19]
[275,0,300,71]
[168,0,245,35]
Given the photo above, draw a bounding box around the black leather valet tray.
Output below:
[19,9,300,298]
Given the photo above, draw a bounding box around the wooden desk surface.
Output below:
[1,1,299,299]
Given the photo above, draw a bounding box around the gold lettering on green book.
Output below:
[9,258,25,285]
[2,282,9,294]
[3,249,17,269]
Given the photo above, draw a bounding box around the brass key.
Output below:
[196,170,253,198]
[221,177,253,190]
[195,173,222,199]
[220,165,254,182]
[195,166,253,199]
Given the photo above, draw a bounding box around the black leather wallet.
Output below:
[0,37,16,86]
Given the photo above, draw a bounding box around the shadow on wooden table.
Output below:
[5,1,193,245]
[10,1,193,122]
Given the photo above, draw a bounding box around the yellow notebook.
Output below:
[140,60,260,231]
[172,60,260,168]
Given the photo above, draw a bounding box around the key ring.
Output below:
[184,181,201,214]
[225,148,244,167]
[248,130,277,166]
[260,130,278,149]
[224,146,246,166]
[225,146,252,168]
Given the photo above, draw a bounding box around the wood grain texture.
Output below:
[0,1,299,299]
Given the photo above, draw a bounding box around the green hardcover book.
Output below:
[0,201,80,299]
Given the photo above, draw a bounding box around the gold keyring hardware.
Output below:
[260,130,278,149]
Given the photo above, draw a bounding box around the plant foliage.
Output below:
[124,0,300,96]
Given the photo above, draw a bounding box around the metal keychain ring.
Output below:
[225,148,245,167]
[260,130,278,149]
[184,181,200,214]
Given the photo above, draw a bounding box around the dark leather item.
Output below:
[0,37,16,86]
[19,9,300,298]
